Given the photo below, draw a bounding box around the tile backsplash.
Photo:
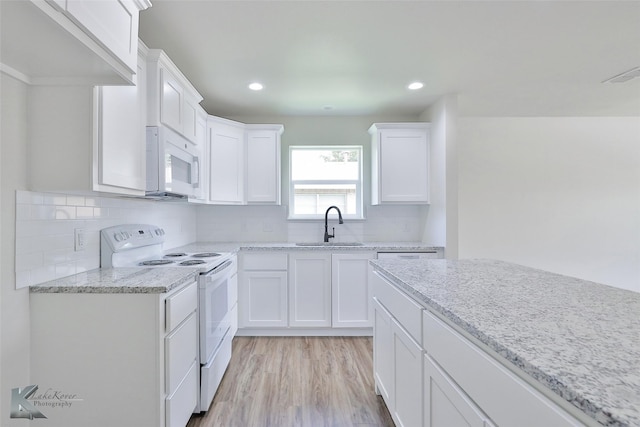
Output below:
[196,204,428,243]
[15,191,197,288]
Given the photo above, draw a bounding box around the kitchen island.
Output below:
[370,258,639,427]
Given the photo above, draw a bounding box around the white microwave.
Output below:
[146,126,200,199]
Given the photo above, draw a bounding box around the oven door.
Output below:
[199,258,235,362]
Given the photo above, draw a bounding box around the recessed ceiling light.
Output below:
[248,82,264,91]
[408,82,424,90]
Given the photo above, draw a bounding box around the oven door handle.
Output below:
[207,259,233,277]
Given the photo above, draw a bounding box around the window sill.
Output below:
[287,215,366,222]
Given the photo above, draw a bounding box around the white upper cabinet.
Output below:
[206,118,283,205]
[95,45,148,194]
[207,117,246,205]
[28,44,149,196]
[146,49,203,143]
[65,0,141,74]
[369,123,430,205]
[246,125,283,204]
[0,0,150,85]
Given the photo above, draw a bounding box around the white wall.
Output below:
[419,95,458,256]
[197,114,432,243]
[1,74,31,425]
[458,117,640,292]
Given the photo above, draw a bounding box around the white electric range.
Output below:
[100,224,237,413]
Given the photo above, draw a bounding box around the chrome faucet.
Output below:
[324,206,344,242]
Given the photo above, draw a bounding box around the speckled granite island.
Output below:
[370,258,640,427]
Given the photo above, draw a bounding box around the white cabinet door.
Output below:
[160,68,184,134]
[331,253,375,328]
[65,0,140,73]
[373,298,394,407]
[246,129,281,204]
[424,354,494,427]
[95,49,146,194]
[370,123,430,205]
[393,318,423,427]
[240,271,288,328]
[183,93,199,144]
[208,121,245,204]
[289,253,332,327]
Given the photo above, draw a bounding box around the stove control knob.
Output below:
[114,233,122,242]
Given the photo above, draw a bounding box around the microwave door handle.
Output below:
[192,156,200,189]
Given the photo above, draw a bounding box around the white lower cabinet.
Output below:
[373,299,394,405]
[392,318,423,427]
[239,252,288,328]
[238,251,375,333]
[372,268,423,427]
[289,252,332,327]
[30,281,199,427]
[424,354,494,427]
[331,253,375,327]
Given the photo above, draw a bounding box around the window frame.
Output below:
[288,145,364,220]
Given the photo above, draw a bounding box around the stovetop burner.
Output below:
[179,260,206,266]
[191,252,221,258]
[139,259,174,266]
[164,252,188,258]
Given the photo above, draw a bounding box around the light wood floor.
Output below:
[187,336,395,427]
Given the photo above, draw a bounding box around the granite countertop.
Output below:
[171,241,442,253]
[370,258,640,427]
[30,242,440,294]
[30,267,200,294]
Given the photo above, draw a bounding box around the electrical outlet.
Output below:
[74,228,86,251]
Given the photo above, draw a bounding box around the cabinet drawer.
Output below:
[166,281,197,332]
[166,360,198,427]
[165,312,197,395]
[422,310,583,427]
[242,252,288,270]
[377,251,440,260]
[371,271,422,343]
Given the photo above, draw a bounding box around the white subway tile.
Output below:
[31,205,56,220]
[15,251,44,272]
[66,196,85,206]
[15,270,30,289]
[55,262,77,279]
[55,206,76,220]
[76,206,94,219]
[42,193,68,206]
[31,265,56,285]
[16,191,43,205]
[16,204,31,221]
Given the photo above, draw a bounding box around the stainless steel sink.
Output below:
[295,242,364,247]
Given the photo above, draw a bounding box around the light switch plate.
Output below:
[74,228,86,251]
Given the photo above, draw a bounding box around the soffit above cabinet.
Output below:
[0,1,148,86]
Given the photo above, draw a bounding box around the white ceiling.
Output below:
[138,1,640,118]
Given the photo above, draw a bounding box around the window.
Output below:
[289,146,363,219]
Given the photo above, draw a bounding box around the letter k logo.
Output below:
[10,385,47,419]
